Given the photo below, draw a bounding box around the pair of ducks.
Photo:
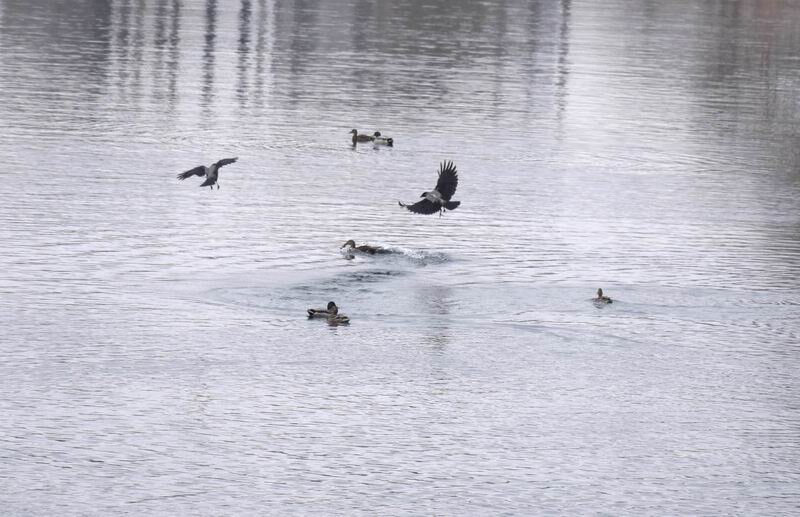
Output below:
[307,240,385,323]
[307,240,386,323]
[308,288,612,326]
[309,288,611,325]
[307,301,350,324]
[350,129,393,147]
[344,240,614,306]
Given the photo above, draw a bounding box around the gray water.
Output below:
[2,0,800,514]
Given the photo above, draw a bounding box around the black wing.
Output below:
[433,160,458,200]
[177,166,205,181]
[214,157,238,168]
[399,199,440,215]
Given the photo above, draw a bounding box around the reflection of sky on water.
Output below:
[1,0,797,174]
[1,1,799,515]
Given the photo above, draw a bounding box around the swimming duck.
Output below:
[399,160,460,217]
[594,288,613,304]
[307,301,350,324]
[372,131,393,146]
[350,129,374,145]
[341,239,388,255]
[327,308,350,325]
[176,157,238,190]
[308,301,337,318]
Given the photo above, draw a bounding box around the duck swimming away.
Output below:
[176,157,238,189]
[594,288,613,304]
[399,160,461,217]
[341,240,388,255]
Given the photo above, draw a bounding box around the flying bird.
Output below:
[176,157,238,189]
[399,160,460,217]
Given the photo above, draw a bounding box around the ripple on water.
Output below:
[2,0,800,515]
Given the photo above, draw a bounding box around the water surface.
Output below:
[1,0,800,514]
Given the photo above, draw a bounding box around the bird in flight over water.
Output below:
[399,160,460,217]
[176,157,238,189]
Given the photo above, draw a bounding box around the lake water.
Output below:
[2,0,800,514]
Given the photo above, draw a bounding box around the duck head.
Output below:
[349,129,358,135]
[597,288,604,298]
[373,131,382,137]
[341,240,356,249]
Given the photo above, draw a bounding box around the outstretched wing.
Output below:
[399,199,440,215]
[433,160,458,200]
[177,166,205,181]
[214,157,238,168]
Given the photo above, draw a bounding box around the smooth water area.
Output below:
[1,0,800,514]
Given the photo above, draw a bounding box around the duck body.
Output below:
[327,313,350,325]
[307,301,350,324]
[350,129,374,144]
[594,288,613,304]
[308,301,337,318]
[372,131,393,146]
[341,239,388,255]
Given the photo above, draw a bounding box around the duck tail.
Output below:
[444,200,460,210]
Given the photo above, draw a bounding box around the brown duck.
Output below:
[594,288,613,304]
[349,129,374,145]
[341,240,388,255]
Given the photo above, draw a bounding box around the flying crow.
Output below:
[176,157,238,189]
[399,160,460,217]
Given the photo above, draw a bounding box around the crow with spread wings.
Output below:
[398,160,461,217]
[176,157,238,190]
